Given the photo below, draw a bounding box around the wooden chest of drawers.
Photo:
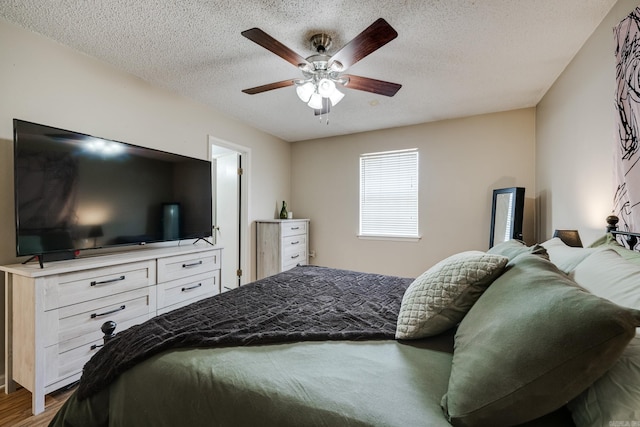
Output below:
[256,219,309,279]
[2,245,221,415]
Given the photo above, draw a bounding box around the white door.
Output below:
[214,151,241,291]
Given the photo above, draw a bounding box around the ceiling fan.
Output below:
[241,18,402,118]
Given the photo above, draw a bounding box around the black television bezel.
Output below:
[13,119,213,259]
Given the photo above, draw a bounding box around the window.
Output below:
[359,149,419,239]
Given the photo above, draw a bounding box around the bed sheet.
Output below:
[52,339,455,426]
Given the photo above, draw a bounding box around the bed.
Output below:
[49,229,640,427]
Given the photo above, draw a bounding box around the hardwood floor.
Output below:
[0,386,75,427]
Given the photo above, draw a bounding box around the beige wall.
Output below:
[536,0,637,246]
[0,18,291,380]
[291,108,536,278]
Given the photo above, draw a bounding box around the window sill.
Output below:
[357,234,422,242]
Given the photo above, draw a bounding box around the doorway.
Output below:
[209,137,251,291]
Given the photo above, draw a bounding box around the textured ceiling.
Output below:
[0,1,617,142]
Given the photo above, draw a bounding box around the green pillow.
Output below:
[567,248,640,426]
[570,249,640,310]
[488,239,549,261]
[541,237,596,273]
[441,253,640,426]
[567,335,640,427]
[588,233,640,265]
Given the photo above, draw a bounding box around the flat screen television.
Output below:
[13,119,213,260]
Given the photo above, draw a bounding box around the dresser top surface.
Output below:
[1,244,222,278]
[256,219,310,223]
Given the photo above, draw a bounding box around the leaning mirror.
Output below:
[489,187,525,248]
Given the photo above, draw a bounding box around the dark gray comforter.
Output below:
[77,265,412,400]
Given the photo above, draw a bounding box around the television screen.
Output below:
[13,119,213,257]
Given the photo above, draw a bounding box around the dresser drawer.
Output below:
[282,250,307,271]
[52,287,154,352]
[157,270,219,311]
[157,251,220,283]
[45,260,155,310]
[44,313,150,387]
[283,234,306,251]
[281,221,307,237]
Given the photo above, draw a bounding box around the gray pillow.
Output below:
[441,253,640,426]
[395,251,508,339]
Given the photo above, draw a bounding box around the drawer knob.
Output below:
[291,254,300,259]
[182,261,203,268]
[291,227,300,230]
[90,275,125,286]
[290,241,299,245]
[91,305,126,319]
[181,283,202,292]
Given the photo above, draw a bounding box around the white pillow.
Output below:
[395,251,508,339]
[540,237,595,273]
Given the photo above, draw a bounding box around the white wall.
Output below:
[0,18,291,380]
[536,0,638,245]
[291,108,536,278]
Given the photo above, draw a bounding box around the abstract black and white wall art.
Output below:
[614,7,640,232]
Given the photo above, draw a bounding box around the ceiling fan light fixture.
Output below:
[317,78,336,97]
[296,81,314,102]
[329,88,344,106]
[307,92,324,109]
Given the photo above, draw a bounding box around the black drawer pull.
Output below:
[91,305,126,319]
[91,275,125,286]
[290,254,300,259]
[182,283,202,292]
[182,261,203,268]
[290,227,300,230]
[90,343,103,350]
[290,241,300,245]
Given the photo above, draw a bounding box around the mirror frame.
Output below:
[489,187,525,248]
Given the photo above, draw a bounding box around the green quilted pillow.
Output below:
[441,253,640,426]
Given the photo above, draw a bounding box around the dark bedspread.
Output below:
[77,265,411,400]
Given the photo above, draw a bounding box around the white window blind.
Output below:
[359,149,419,238]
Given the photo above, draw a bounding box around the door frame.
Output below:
[208,136,252,286]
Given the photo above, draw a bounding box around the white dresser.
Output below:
[2,244,221,415]
[256,219,309,279]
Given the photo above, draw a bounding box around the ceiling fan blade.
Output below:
[242,79,296,95]
[241,28,310,67]
[329,18,398,70]
[342,75,402,97]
